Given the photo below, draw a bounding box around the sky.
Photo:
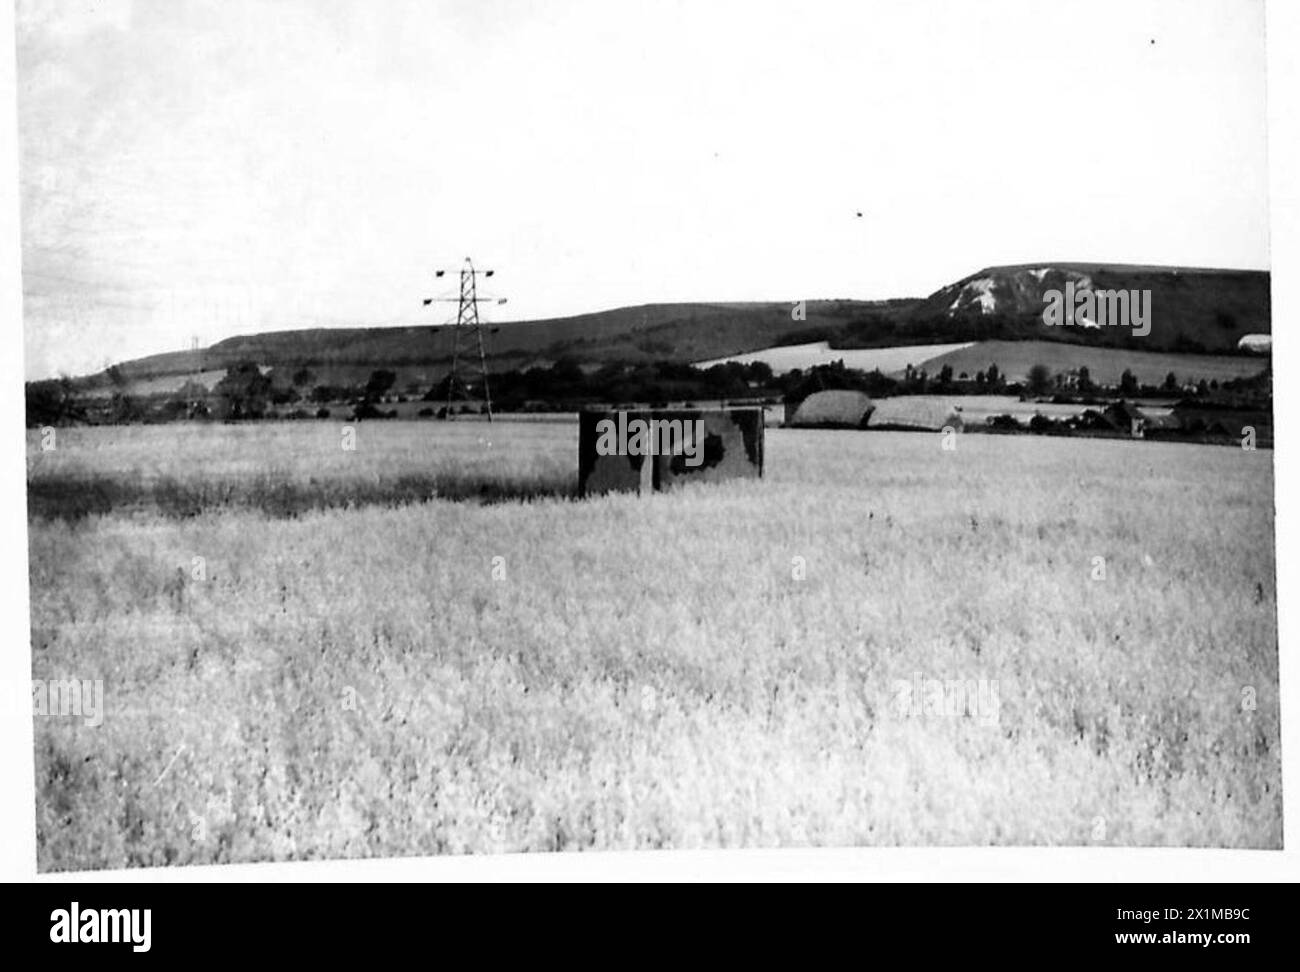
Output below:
[16,0,1271,379]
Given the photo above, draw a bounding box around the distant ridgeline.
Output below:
[26,263,1269,431]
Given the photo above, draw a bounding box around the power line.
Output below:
[422,258,505,422]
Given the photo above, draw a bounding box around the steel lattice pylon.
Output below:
[423,258,503,421]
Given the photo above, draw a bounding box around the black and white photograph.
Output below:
[10,0,1285,877]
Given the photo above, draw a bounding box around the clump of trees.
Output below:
[213,362,272,419]
[1025,364,1053,397]
[363,369,397,403]
[25,378,84,427]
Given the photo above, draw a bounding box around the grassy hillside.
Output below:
[94,299,919,389]
[914,264,1269,352]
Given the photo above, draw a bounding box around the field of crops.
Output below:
[691,338,1269,386]
[919,340,1270,386]
[694,340,977,375]
[27,420,1280,869]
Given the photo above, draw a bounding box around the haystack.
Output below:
[789,390,875,429]
[866,397,963,432]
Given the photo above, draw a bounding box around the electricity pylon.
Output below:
[422,258,505,421]
[185,335,204,418]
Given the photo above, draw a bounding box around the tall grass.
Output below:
[28,422,1280,868]
[27,422,577,518]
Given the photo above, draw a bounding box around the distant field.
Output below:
[28,421,1279,867]
[78,369,231,400]
[694,341,976,375]
[343,405,580,422]
[916,340,1269,386]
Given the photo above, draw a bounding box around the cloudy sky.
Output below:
[17,0,1270,379]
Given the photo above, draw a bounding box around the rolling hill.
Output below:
[65,263,1268,396]
[85,299,918,392]
[911,263,1269,351]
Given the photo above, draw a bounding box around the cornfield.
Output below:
[27,421,1280,869]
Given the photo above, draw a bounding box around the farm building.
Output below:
[1073,408,1120,433]
[789,390,875,429]
[866,397,963,432]
[1104,401,1148,437]
[1142,412,1184,435]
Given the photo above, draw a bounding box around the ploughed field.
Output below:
[27,421,1280,868]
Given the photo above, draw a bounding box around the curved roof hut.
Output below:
[866,397,963,432]
[789,390,875,429]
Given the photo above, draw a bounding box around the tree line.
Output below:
[25,354,1272,427]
